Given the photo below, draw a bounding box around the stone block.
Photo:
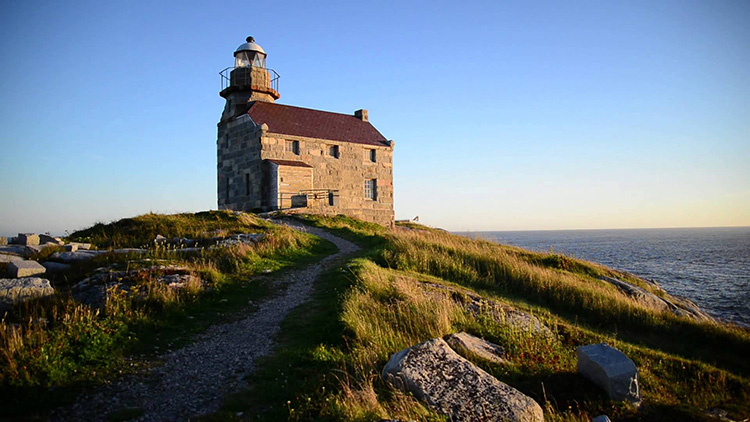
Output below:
[577,343,640,403]
[65,244,78,252]
[8,260,46,278]
[0,253,24,264]
[69,242,92,250]
[0,277,55,311]
[18,233,39,246]
[39,234,63,245]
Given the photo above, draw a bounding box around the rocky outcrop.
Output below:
[577,343,640,403]
[383,337,544,422]
[421,282,553,337]
[445,332,507,364]
[0,277,55,311]
[72,265,203,307]
[599,276,713,321]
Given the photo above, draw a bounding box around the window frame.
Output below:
[286,140,300,155]
[364,179,378,201]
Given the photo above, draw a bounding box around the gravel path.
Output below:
[51,222,358,422]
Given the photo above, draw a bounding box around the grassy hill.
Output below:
[2,211,748,421]
[213,214,750,422]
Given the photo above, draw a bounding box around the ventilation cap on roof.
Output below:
[235,36,266,55]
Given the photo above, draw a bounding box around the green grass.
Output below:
[204,215,750,422]
[5,212,749,421]
[0,211,336,420]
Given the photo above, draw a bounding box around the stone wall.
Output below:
[217,117,395,226]
[260,132,395,226]
[217,115,263,211]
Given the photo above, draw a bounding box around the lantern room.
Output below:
[234,36,267,68]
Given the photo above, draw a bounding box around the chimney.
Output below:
[354,109,368,122]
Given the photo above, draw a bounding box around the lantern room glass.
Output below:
[234,51,266,68]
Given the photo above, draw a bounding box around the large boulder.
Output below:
[445,332,507,364]
[577,343,640,403]
[599,276,714,322]
[383,337,544,422]
[8,260,46,278]
[0,277,55,311]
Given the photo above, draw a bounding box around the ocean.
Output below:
[456,227,750,327]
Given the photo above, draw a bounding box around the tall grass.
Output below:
[380,228,750,375]
[1,211,331,418]
[332,259,750,421]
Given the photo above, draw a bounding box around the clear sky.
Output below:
[1,0,748,234]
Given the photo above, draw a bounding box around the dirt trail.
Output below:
[52,222,358,422]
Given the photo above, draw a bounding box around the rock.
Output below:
[0,277,55,311]
[42,261,73,273]
[51,250,106,263]
[445,332,507,364]
[599,276,672,313]
[17,233,39,246]
[577,343,640,403]
[0,253,24,264]
[0,237,6,246]
[154,234,168,244]
[69,242,92,250]
[422,282,553,338]
[600,276,714,322]
[24,244,43,256]
[39,234,63,245]
[114,248,147,254]
[73,265,200,307]
[8,260,46,278]
[592,416,612,422]
[217,233,265,246]
[383,337,544,422]
[65,244,79,252]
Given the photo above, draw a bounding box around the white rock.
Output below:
[0,277,55,311]
[577,343,640,403]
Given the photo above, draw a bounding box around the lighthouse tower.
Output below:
[218,36,280,122]
[216,36,395,226]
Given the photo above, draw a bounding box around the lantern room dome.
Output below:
[235,36,266,55]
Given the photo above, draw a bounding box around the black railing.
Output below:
[220,66,280,92]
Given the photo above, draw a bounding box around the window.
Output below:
[367,149,376,162]
[286,140,300,155]
[328,145,339,158]
[225,177,230,202]
[245,174,250,196]
[365,179,378,200]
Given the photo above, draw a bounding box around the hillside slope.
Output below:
[214,214,749,422]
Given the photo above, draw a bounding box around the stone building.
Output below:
[217,37,395,226]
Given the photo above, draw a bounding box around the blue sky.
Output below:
[1,0,748,234]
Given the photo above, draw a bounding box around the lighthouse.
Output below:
[216,36,395,226]
[218,36,280,122]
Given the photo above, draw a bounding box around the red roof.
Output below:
[248,102,389,147]
[265,159,312,168]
